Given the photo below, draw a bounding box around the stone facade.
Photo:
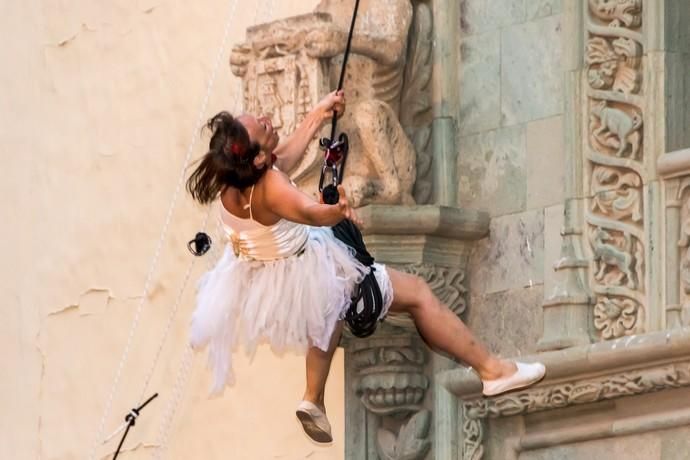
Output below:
[229,0,689,459]
[8,0,688,458]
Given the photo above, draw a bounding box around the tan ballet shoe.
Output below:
[296,400,333,443]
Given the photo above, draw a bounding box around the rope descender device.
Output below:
[318,132,349,205]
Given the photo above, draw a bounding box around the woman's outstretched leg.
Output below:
[297,321,344,443]
[387,268,544,389]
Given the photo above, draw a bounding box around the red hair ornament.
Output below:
[228,142,244,156]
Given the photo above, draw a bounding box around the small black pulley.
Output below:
[187,232,212,256]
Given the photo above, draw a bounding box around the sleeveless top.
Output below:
[219,183,309,262]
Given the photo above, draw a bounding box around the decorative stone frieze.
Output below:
[465,361,690,420]
[585,0,646,340]
[460,362,690,459]
[442,327,690,460]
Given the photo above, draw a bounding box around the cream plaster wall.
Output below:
[0,1,351,459]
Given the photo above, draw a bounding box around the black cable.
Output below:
[329,0,360,142]
[113,393,159,459]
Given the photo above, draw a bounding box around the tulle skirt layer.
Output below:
[189,226,393,394]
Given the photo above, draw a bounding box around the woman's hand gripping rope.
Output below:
[321,184,361,228]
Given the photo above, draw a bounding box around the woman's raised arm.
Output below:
[273,90,346,173]
[263,168,357,227]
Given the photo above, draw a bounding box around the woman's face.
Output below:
[237,114,279,168]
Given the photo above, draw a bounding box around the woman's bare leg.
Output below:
[387,268,516,380]
[302,321,344,409]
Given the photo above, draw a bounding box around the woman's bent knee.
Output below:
[407,274,434,313]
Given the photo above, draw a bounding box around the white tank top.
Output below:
[219,183,309,261]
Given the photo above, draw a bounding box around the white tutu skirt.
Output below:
[190,226,393,394]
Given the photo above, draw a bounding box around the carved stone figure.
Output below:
[299,0,419,206]
[588,0,643,27]
[231,1,425,207]
[590,100,643,158]
[589,227,637,289]
[586,37,642,94]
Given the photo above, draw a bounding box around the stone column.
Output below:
[538,0,593,351]
[650,1,690,330]
[343,205,489,460]
[430,0,459,207]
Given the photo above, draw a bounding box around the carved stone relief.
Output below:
[377,410,431,460]
[386,263,467,330]
[230,1,434,207]
[461,361,690,459]
[351,337,428,416]
[230,13,332,182]
[585,0,646,340]
[587,0,642,28]
[351,336,431,459]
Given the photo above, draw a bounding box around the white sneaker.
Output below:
[481,362,546,397]
[296,400,333,443]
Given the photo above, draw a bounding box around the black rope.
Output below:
[113,393,158,459]
[329,0,360,142]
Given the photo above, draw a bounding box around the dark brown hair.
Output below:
[186,111,267,204]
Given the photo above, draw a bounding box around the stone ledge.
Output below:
[358,205,490,240]
[657,147,690,179]
[439,327,690,402]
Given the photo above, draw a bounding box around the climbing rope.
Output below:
[88,0,241,457]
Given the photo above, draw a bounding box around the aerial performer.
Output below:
[185,89,546,443]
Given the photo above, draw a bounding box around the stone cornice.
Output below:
[439,327,690,404]
[657,148,690,179]
[358,205,490,240]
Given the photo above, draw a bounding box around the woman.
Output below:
[186,90,545,444]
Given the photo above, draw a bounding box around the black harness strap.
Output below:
[332,219,383,338]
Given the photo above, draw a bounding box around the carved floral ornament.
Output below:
[462,362,690,459]
[377,410,431,460]
[588,0,642,28]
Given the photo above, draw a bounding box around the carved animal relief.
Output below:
[585,0,646,340]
